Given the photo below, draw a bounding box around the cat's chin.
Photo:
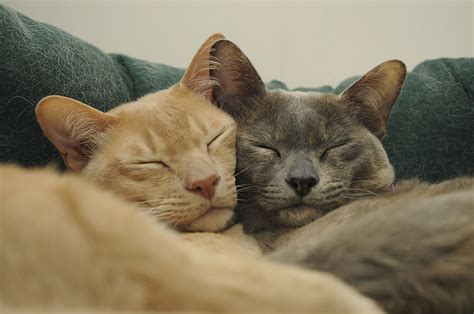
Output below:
[183,207,234,233]
[276,205,326,228]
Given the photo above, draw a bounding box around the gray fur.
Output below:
[270,189,474,314]
[211,40,395,233]
[233,90,394,232]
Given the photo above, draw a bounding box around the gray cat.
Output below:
[209,39,474,314]
[211,41,399,233]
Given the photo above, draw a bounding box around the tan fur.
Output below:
[181,224,262,257]
[35,34,237,232]
[0,165,381,313]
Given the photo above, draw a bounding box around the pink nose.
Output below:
[186,174,219,200]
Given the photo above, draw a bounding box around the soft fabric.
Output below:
[0,5,184,168]
[1,4,472,182]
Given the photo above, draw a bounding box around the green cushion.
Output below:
[0,5,184,168]
[1,4,472,182]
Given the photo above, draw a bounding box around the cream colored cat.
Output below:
[36,33,236,233]
[0,165,382,312]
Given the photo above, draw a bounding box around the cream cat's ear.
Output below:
[209,39,266,117]
[180,33,226,101]
[36,96,115,172]
[340,60,406,139]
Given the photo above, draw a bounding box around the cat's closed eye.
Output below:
[207,126,234,152]
[256,144,281,158]
[132,160,170,168]
[208,131,224,148]
[320,142,349,160]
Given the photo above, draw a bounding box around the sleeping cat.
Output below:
[35,33,236,232]
[208,38,474,313]
[210,40,399,232]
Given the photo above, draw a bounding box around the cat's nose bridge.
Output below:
[184,157,220,200]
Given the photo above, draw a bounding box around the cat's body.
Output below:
[0,165,380,312]
[206,38,474,313]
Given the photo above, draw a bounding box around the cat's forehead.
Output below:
[118,89,229,125]
[267,89,338,110]
[109,89,233,155]
[243,90,356,148]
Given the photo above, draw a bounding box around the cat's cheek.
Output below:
[254,154,281,179]
[320,152,356,182]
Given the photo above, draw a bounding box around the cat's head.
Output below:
[210,40,406,232]
[36,34,237,232]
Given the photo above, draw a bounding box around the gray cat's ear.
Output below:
[210,39,266,118]
[180,33,226,101]
[36,96,115,172]
[340,60,406,139]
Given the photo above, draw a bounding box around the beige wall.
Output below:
[4,0,473,88]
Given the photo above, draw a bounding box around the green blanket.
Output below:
[1,4,473,182]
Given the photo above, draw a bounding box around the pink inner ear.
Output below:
[36,95,112,171]
[180,34,226,101]
[48,124,76,154]
[340,60,406,139]
[61,150,89,172]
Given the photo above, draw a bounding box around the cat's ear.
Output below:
[340,60,406,139]
[180,33,226,101]
[210,39,266,118]
[36,96,115,172]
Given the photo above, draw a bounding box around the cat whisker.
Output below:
[131,200,154,206]
[172,219,183,229]
[235,183,255,188]
[148,209,178,218]
[235,166,251,177]
[347,188,382,198]
[142,208,157,216]
[348,179,378,185]
[237,186,259,193]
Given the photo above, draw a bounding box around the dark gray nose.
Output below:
[286,176,319,197]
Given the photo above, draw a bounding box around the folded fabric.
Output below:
[1,4,472,182]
